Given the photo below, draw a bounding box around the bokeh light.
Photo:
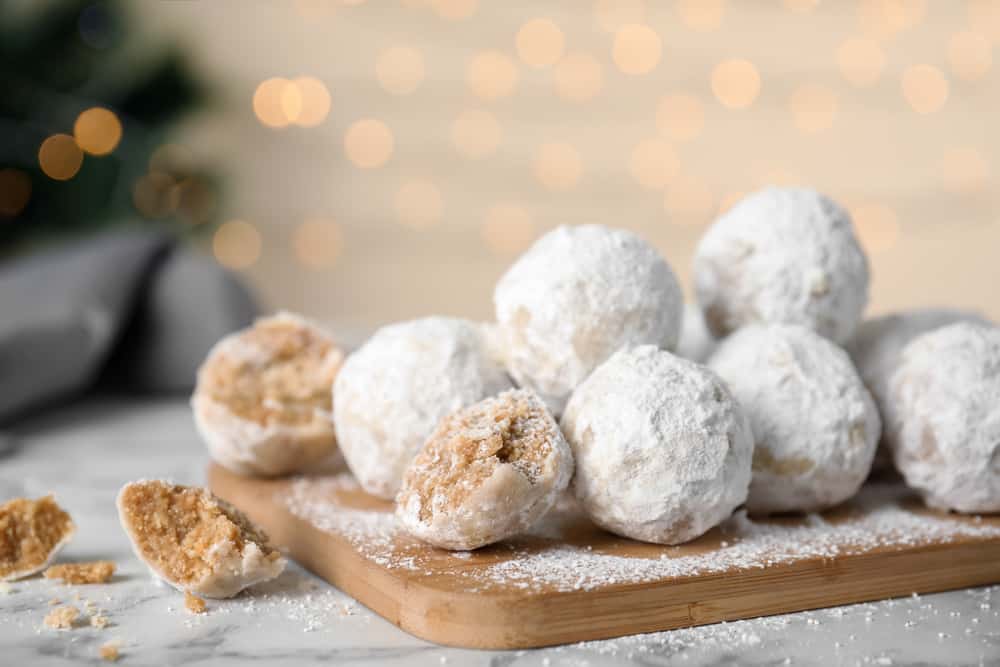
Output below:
[38,134,84,181]
[213,220,262,270]
[396,180,443,228]
[836,37,885,87]
[901,64,949,114]
[376,46,426,95]
[967,1,1000,43]
[593,0,645,33]
[0,169,32,218]
[552,52,604,102]
[291,76,332,127]
[858,0,925,41]
[534,142,583,191]
[851,203,900,254]
[941,147,990,194]
[516,18,565,68]
[482,203,536,255]
[612,24,662,75]
[149,144,194,174]
[451,109,502,158]
[656,93,705,142]
[73,107,122,156]
[629,138,679,190]
[788,83,838,133]
[344,119,394,168]
[294,218,343,269]
[132,171,176,218]
[947,31,992,81]
[676,0,725,31]
[711,59,760,109]
[466,51,519,100]
[253,78,295,128]
[170,178,216,225]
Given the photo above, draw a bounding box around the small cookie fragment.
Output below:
[44,605,79,629]
[193,312,345,477]
[44,560,116,585]
[709,325,881,515]
[0,495,75,581]
[562,346,753,545]
[184,590,207,614]
[888,322,1000,513]
[99,641,121,662]
[396,389,574,550]
[117,480,285,598]
[90,614,110,629]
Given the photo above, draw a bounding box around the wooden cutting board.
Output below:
[207,463,1000,650]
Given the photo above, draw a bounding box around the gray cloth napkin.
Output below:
[0,231,257,424]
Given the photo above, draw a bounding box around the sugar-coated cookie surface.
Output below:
[494,225,683,415]
[396,389,573,550]
[334,317,514,499]
[0,495,75,581]
[192,312,344,477]
[561,346,752,545]
[888,322,1000,513]
[117,480,285,598]
[709,325,881,515]
[694,188,869,344]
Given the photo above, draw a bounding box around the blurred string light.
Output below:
[253,77,330,128]
[967,0,1000,43]
[431,0,477,21]
[466,51,519,100]
[836,37,885,87]
[593,0,645,33]
[170,178,216,225]
[858,0,926,41]
[901,64,949,114]
[0,169,32,218]
[941,147,990,194]
[534,142,582,191]
[664,173,714,223]
[656,93,705,142]
[132,171,176,218]
[788,83,838,133]
[395,180,443,228]
[552,52,604,102]
[629,137,679,190]
[516,19,565,68]
[947,31,992,81]
[482,203,535,255]
[344,118,394,168]
[451,109,502,158]
[711,59,761,109]
[293,218,343,269]
[612,24,662,75]
[38,134,83,181]
[213,220,262,270]
[73,107,122,155]
[376,47,426,95]
[851,203,899,254]
[676,0,725,31]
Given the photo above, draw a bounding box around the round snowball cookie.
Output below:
[694,188,869,344]
[708,325,881,515]
[192,312,345,477]
[334,317,514,499]
[494,225,683,414]
[676,302,718,363]
[396,389,573,550]
[888,322,1000,513]
[561,346,752,545]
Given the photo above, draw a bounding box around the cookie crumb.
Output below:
[44,561,116,584]
[184,591,207,614]
[44,605,79,629]
[99,641,120,662]
[90,614,110,629]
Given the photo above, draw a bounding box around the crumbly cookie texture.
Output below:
[184,590,207,614]
[334,317,514,499]
[44,605,79,629]
[44,560,116,584]
[192,311,345,477]
[888,322,1000,513]
[676,302,718,364]
[846,308,991,473]
[0,495,75,581]
[561,346,753,545]
[709,325,881,515]
[694,187,869,344]
[494,224,683,415]
[116,480,285,598]
[396,389,574,550]
[99,641,121,661]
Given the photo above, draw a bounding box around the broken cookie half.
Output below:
[0,495,75,581]
[116,480,285,598]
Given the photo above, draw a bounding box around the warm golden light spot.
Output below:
[395,180,443,228]
[629,138,679,190]
[941,147,990,194]
[664,174,714,223]
[213,220,262,270]
[73,107,122,156]
[656,93,705,142]
[676,0,725,31]
[0,169,31,218]
[279,82,304,124]
[344,119,394,168]
[38,134,84,181]
[947,31,992,81]
[788,83,838,133]
[783,0,819,11]
[170,178,216,225]
[901,64,949,114]
[516,19,565,68]
[466,51,519,100]
[967,1,1000,43]
[717,190,745,215]
[482,204,536,255]
[253,78,295,128]
[534,142,583,191]
[553,52,604,102]
[594,0,645,33]
[858,0,925,40]
[451,109,502,158]
[851,203,899,254]
[431,0,476,20]
[294,218,343,269]
[376,46,426,95]
[292,76,332,127]
[836,37,885,87]
[711,59,760,109]
[149,144,194,174]
[613,24,662,75]
[132,171,176,218]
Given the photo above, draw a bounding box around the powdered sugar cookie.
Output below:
[561,346,752,545]
[694,188,869,344]
[396,389,573,550]
[192,312,344,477]
[334,317,514,499]
[117,480,285,598]
[494,225,683,414]
[0,495,75,581]
[888,322,1000,513]
[709,325,881,515]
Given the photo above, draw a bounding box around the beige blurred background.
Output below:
[138,0,998,343]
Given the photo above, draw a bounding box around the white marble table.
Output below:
[1,398,998,666]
